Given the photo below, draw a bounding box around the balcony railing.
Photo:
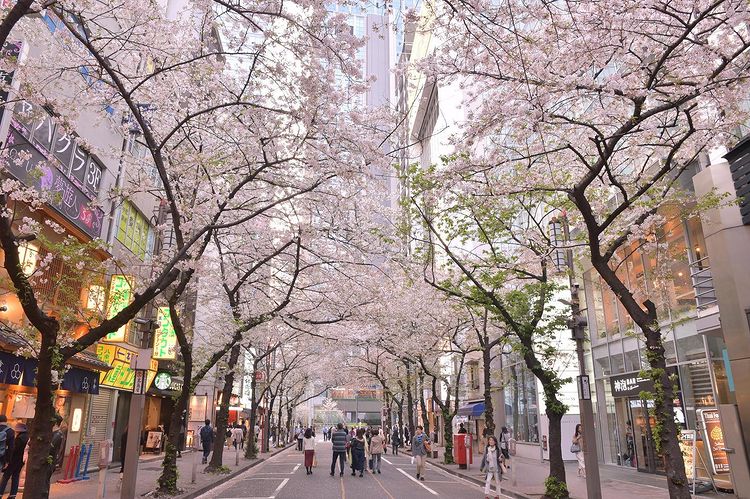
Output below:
[689,255,718,312]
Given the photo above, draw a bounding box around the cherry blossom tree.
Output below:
[427,1,750,496]
[0,1,380,495]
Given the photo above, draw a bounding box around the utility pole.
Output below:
[553,215,602,499]
[121,200,168,499]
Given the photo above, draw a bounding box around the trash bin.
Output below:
[453,434,473,469]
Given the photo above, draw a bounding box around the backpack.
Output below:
[0,425,7,459]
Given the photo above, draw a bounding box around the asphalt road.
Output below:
[196,440,509,499]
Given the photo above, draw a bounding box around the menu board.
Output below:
[679,430,696,480]
[699,409,730,474]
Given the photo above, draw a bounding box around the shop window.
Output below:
[586,272,607,339]
[505,361,540,443]
[600,280,621,337]
[116,201,153,260]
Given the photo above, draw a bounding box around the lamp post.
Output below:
[551,215,602,499]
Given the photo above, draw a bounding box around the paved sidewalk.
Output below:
[44,443,294,499]
[410,445,733,499]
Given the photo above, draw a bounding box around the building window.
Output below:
[116,201,152,259]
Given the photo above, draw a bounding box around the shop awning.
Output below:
[457,401,485,418]
[61,367,100,394]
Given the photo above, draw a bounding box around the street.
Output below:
[197,441,506,499]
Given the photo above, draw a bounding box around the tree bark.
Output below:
[245,369,259,459]
[418,371,430,436]
[25,329,58,499]
[158,304,193,493]
[208,343,241,470]
[405,362,415,438]
[482,344,496,437]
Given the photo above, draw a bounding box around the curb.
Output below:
[405,449,533,499]
[172,444,295,499]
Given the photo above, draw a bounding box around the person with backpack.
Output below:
[0,416,13,471]
[296,426,304,451]
[199,419,214,464]
[42,414,64,498]
[411,425,431,481]
[0,421,28,499]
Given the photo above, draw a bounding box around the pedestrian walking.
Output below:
[411,425,430,481]
[391,427,401,456]
[350,428,367,477]
[231,423,244,450]
[200,419,215,464]
[240,421,247,450]
[403,426,410,446]
[0,421,28,499]
[571,423,585,477]
[296,426,304,451]
[480,436,503,499]
[330,423,348,477]
[303,428,316,475]
[369,427,384,474]
[499,426,511,468]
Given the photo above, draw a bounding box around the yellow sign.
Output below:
[96,344,158,392]
[104,275,134,342]
[153,307,177,360]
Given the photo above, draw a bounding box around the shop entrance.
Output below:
[629,398,664,474]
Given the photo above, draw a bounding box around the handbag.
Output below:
[570,443,581,453]
[313,455,318,467]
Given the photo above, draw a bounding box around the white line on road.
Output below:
[270,478,289,498]
[396,467,439,496]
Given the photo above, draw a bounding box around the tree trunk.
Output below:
[245,375,259,459]
[418,372,430,436]
[644,326,691,498]
[544,409,567,499]
[405,363,415,438]
[25,329,58,499]
[482,345,496,437]
[208,343,241,470]
[276,390,284,448]
[442,407,455,464]
[158,304,193,493]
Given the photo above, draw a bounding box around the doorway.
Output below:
[629,398,665,474]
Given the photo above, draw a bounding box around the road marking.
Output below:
[370,471,396,499]
[270,478,289,498]
[339,475,346,499]
[396,467,439,495]
[382,457,392,465]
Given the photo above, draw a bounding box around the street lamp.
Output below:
[551,215,602,499]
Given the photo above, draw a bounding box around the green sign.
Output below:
[104,275,133,342]
[153,307,177,359]
[154,372,172,390]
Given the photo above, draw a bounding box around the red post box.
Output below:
[453,434,473,469]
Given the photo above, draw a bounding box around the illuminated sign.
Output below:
[104,275,133,342]
[699,409,730,474]
[154,372,172,390]
[96,344,157,392]
[153,307,177,359]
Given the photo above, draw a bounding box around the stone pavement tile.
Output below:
[44,444,294,499]
[411,445,733,499]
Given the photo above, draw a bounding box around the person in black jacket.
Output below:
[0,422,28,499]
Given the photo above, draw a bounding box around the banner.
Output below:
[699,409,730,474]
[104,275,133,342]
[153,306,177,359]
[96,344,157,392]
[679,430,696,480]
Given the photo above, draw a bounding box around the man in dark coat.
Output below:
[0,422,28,499]
[42,414,64,498]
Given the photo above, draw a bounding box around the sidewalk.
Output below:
[44,443,294,499]
[411,446,733,499]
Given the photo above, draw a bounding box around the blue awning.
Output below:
[457,401,485,417]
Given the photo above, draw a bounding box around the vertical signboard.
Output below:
[152,306,177,359]
[679,430,696,481]
[698,408,730,474]
[104,275,133,342]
